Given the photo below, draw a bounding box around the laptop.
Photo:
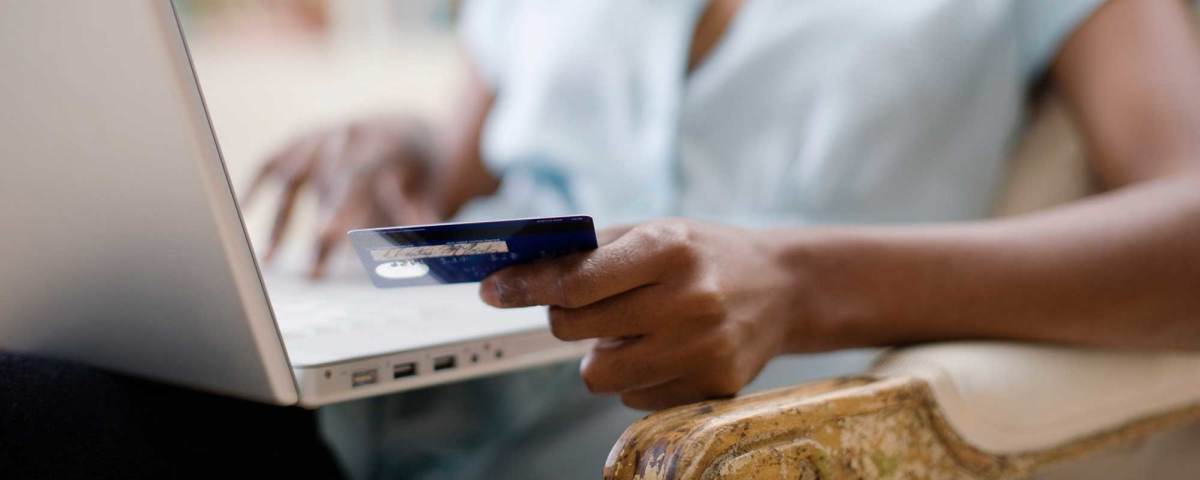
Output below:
[0,1,586,407]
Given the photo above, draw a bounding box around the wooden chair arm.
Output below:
[604,375,1200,479]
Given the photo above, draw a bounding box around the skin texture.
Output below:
[258,0,1200,410]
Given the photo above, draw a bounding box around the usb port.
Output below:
[433,355,456,371]
[393,362,417,379]
[351,369,378,388]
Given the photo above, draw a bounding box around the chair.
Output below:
[603,93,1200,479]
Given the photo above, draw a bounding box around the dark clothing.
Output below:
[0,352,345,480]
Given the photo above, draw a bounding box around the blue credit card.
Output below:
[347,215,598,288]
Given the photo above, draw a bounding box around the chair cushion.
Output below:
[872,342,1200,454]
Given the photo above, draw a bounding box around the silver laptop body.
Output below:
[0,0,584,407]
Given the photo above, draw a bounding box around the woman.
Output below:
[252,0,1200,477]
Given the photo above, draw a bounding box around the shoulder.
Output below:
[1009,0,1108,78]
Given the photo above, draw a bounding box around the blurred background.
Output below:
[178,0,467,275]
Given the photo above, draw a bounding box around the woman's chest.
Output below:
[486,0,1027,223]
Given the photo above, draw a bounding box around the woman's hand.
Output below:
[245,115,444,278]
[479,219,812,410]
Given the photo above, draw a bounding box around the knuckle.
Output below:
[706,375,743,397]
[579,357,610,393]
[554,271,587,308]
[640,220,701,267]
[689,282,728,321]
[580,368,605,394]
[629,222,659,238]
[695,336,750,397]
[557,254,605,308]
[659,221,692,249]
[703,333,739,364]
[620,393,654,411]
[546,308,576,340]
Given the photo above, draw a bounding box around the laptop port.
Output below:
[392,362,417,379]
[351,369,378,388]
[433,355,456,371]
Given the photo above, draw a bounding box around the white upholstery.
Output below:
[868,88,1200,456]
[872,342,1200,454]
[992,93,1091,217]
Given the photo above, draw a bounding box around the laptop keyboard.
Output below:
[257,272,548,366]
[264,275,479,342]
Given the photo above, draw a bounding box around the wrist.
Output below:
[426,147,500,220]
[766,227,890,353]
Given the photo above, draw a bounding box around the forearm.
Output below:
[430,132,499,219]
[776,174,1200,352]
[428,59,501,218]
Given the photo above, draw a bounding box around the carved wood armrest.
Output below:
[604,375,1200,479]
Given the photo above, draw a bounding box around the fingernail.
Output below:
[480,277,504,307]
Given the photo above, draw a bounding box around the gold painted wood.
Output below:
[604,376,1200,480]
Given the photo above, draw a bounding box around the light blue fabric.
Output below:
[458,0,1103,227]
[324,2,1105,479]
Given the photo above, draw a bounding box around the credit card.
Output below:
[347,215,598,288]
